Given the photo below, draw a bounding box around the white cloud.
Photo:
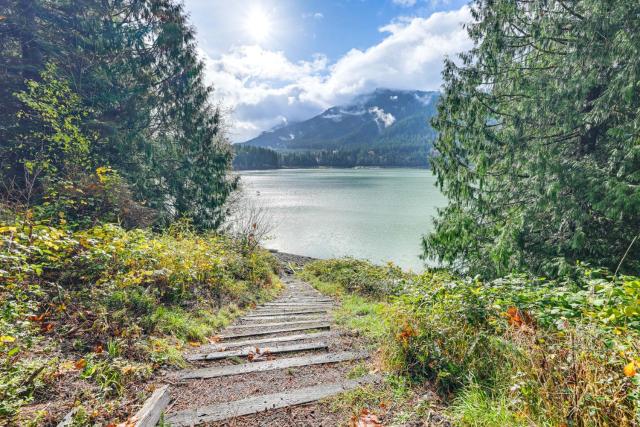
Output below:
[303,11,324,20]
[202,6,472,142]
[369,107,396,128]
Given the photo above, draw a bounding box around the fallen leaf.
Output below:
[94,344,104,353]
[0,335,16,344]
[624,361,637,377]
[208,335,222,343]
[29,313,46,322]
[351,409,384,427]
[188,341,201,347]
[75,358,87,370]
[121,365,135,375]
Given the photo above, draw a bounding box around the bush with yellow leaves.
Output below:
[0,217,279,424]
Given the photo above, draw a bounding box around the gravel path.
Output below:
[160,272,375,426]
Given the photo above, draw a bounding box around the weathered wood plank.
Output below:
[225,319,331,330]
[219,323,330,340]
[165,375,378,426]
[249,309,330,316]
[179,351,367,380]
[186,341,328,361]
[202,331,334,351]
[262,302,333,307]
[128,384,171,427]
[239,314,330,322]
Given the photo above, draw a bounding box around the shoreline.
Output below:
[269,249,317,272]
[234,166,431,172]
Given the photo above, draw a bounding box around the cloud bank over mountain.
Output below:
[200,5,472,142]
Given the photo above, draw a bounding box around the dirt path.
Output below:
[161,273,375,426]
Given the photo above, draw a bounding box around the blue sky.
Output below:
[183,0,472,141]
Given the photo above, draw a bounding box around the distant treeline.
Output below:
[232,145,430,169]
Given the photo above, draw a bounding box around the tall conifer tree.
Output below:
[426,0,640,276]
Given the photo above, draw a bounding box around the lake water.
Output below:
[237,168,447,271]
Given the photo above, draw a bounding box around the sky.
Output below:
[182,0,473,142]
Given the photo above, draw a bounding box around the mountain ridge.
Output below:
[233,88,440,169]
[240,88,440,151]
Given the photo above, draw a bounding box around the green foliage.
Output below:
[391,273,640,424]
[305,258,640,425]
[301,258,407,298]
[427,0,640,277]
[0,218,278,424]
[1,0,235,229]
[448,384,526,427]
[12,63,92,186]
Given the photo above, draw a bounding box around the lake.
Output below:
[237,168,447,271]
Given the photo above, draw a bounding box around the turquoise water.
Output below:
[238,168,447,271]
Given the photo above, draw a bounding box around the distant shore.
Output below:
[234,165,431,172]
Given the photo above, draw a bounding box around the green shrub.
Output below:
[301,258,407,298]
[304,258,640,425]
[0,218,279,423]
[388,272,640,425]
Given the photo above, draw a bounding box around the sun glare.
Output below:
[245,7,272,42]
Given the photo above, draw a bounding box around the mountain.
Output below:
[242,89,439,150]
[234,89,440,169]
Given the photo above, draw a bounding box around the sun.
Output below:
[245,7,272,42]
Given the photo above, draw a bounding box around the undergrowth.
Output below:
[302,258,640,426]
[0,217,279,425]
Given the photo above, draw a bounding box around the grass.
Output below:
[448,384,527,427]
[301,258,640,426]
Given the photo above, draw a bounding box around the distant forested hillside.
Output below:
[234,89,439,169]
[232,142,430,169]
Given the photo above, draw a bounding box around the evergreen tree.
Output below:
[426,0,640,276]
[0,0,235,229]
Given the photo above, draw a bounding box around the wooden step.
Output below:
[226,319,330,330]
[249,309,330,316]
[186,341,328,361]
[203,331,334,351]
[239,314,330,322]
[219,323,330,340]
[265,302,333,307]
[179,351,368,380]
[165,375,379,426]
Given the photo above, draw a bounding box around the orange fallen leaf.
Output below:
[188,341,201,347]
[396,325,416,346]
[74,358,87,370]
[624,361,637,377]
[29,313,46,322]
[94,344,104,353]
[351,408,383,427]
[41,322,54,333]
[121,365,136,375]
